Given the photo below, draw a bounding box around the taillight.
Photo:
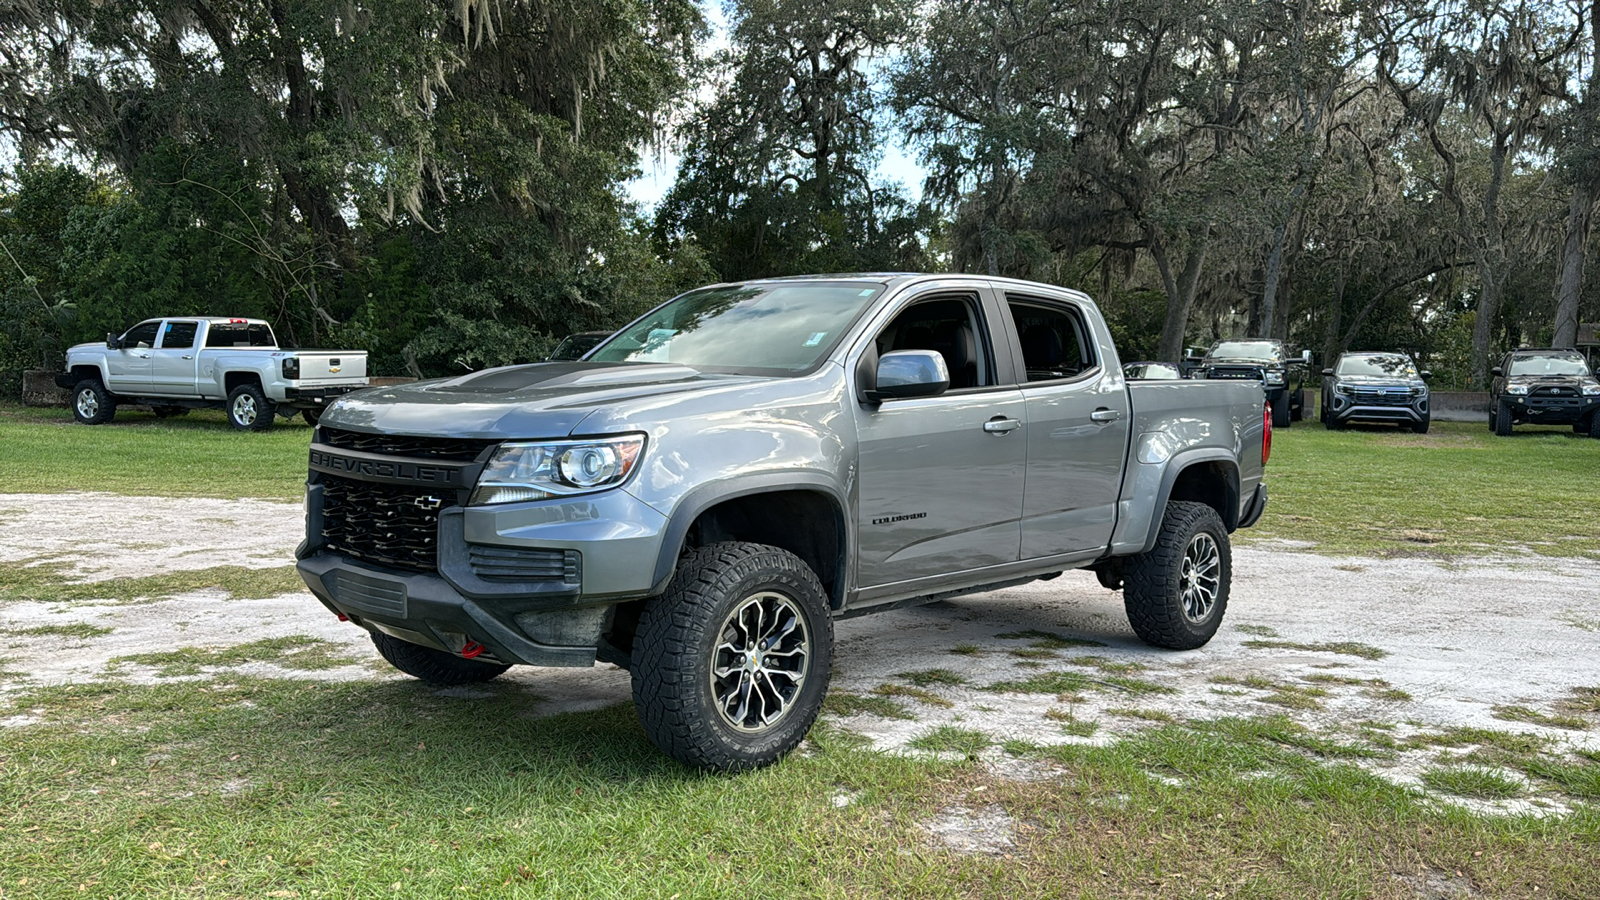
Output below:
[282,357,300,379]
[1262,401,1273,465]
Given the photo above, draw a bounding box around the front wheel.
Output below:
[1122,501,1231,650]
[1270,390,1291,428]
[370,632,511,685]
[226,384,275,431]
[71,379,116,425]
[1492,400,1513,437]
[1589,414,1600,439]
[301,407,322,427]
[632,542,833,771]
[1410,415,1430,434]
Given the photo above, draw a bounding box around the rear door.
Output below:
[851,284,1027,590]
[997,290,1130,559]
[106,320,159,393]
[149,320,201,395]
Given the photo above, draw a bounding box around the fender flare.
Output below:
[648,473,852,603]
[1138,449,1240,554]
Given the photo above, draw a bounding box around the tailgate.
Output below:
[294,352,368,385]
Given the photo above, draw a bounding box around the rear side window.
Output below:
[160,321,199,349]
[206,323,276,347]
[1007,299,1096,382]
[121,321,160,349]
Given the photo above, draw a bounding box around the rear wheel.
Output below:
[1493,400,1513,437]
[1289,388,1304,421]
[1590,414,1600,439]
[370,632,511,685]
[301,407,322,426]
[632,542,832,771]
[226,383,274,431]
[71,379,116,425]
[1123,501,1231,650]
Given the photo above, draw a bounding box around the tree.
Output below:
[657,0,929,281]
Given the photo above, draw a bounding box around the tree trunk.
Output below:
[1150,227,1209,362]
[1552,180,1594,349]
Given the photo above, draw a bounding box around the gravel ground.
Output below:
[3,492,1597,808]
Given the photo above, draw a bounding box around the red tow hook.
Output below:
[461,641,485,660]
[336,613,349,622]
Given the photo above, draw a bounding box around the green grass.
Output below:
[0,402,310,500]
[0,563,305,605]
[1211,675,1330,710]
[1242,638,1388,660]
[906,725,991,756]
[1423,766,1525,799]
[108,636,358,677]
[1044,708,1099,737]
[871,683,953,708]
[1492,704,1591,731]
[983,671,1094,695]
[1247,420,1600,558]
[1,623,113,639]
[993,629,1105,649]
[821,691,913,720]
[3,678,1599,898]
[894,668,967,688]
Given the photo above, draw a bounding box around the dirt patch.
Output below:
[2,492,1597,803]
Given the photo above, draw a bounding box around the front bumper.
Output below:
[1500,395,1600,425]
[297,484,671,667]
[1328,395,1427,425]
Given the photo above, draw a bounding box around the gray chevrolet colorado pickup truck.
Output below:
[297,274,1269,770]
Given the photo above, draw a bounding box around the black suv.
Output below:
[1320,351,1431,432]
[1192,339,1309,427]
[1488,349,1600,437]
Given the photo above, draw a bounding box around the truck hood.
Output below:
[1505,374,1596,389]
[1203,357,1279,367]
[1333,375,1424,388]
[320,362,766,438]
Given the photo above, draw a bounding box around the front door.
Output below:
[106,320,159,393]
[852,289,1027,590]
[149,320,201,395]
[1001,293,1130,559]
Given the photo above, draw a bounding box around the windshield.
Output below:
[1508,355,1591,377]
[1337,355,1417,378]
[588,282,885,375]
[1207,341,1281,362]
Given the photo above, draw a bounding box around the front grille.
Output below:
[319,427,494,462]
[1531,386,1576,397]
[468,546,581,583]
[321,475,443,572]
[1206,366,1263,380]
[1350,388,1413,407]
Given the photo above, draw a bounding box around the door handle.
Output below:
[137,353,151,359]
[983,416,1022,434]
[1090,408,1124,423]
[181,355,193,360]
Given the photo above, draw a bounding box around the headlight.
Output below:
[1410,386,1426,396]
[1583,383,1600,396]
[1505,384,1529,395]
[1335,384,1353,396]
[1264,371,1284,384]
[470,435,645,506]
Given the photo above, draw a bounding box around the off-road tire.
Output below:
[301,407,322,426]
[370,631,511,685]
[1325,412,1344,431]
[151,406,188,419]
[226,383,275,431]
[631,541,833,772]
[71,379,117,425]
[1410,415,1430,434]
[1493,400,1513,437]
[1270,390,1291,428]
[1123,501,1231,650]
[1589,414,1600,439]
[1289,388,1304,421]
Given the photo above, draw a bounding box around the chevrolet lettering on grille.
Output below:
[308,448,465,486]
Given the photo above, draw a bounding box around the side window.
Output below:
[872,295,993,390]
[1007,298,1096,382]
[160,321,198,349]
[121,321,160,349]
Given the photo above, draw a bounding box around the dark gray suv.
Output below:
[1320,352,1431,432]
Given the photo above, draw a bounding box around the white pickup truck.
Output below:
[56,317,369,430]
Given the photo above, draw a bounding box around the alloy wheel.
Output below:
[709,591,810,733]
[1179,533,1221,623]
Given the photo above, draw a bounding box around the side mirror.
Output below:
[1302,350,1312,364]
[106,332,121,350]
[862,350,949,402]
[1321,368,1333,376]
[1490,367,1503,378]
[1420,370,1432,380]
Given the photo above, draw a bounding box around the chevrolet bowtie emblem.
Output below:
[413,495,442,510]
